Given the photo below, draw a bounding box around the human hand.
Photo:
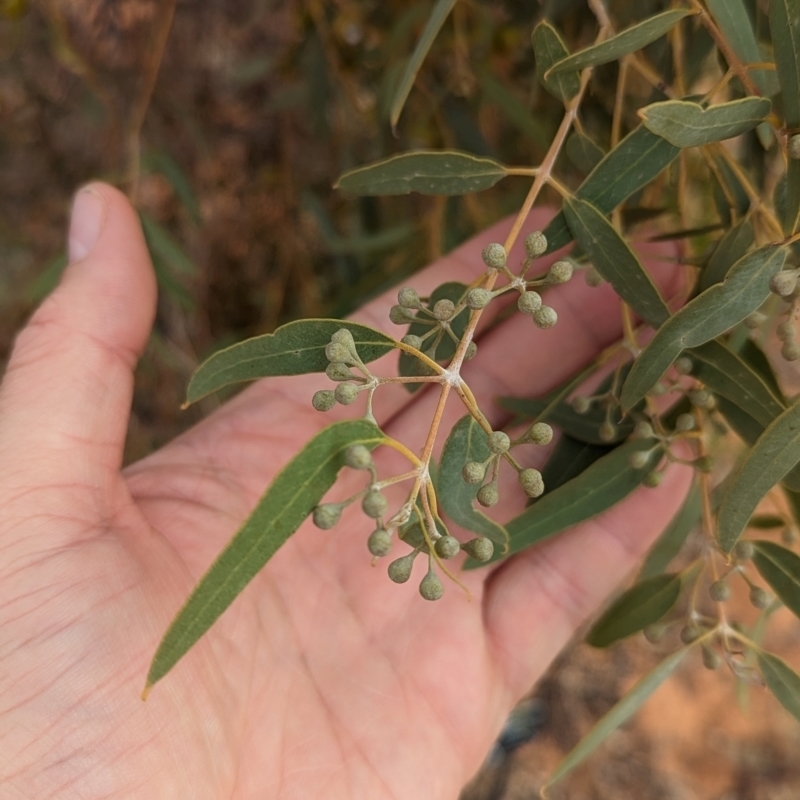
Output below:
[0,183,690,799]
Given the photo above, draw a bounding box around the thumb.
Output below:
[0,183,157,488]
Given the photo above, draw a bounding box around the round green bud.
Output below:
[585,266,603,287]
[462,461,486,485]
[749,586,771,610]
[524,231,547,258]
[389,305,415,325]
[789,134,800,160]
[518,291,542,314]
[650,381,667,397]
[312,389,336,412]
[434,535,461,559]
[680,624,702,644]
[744,311,767,329]
[331,328,356,349]
[702,646,722,671]
[693,455,713,473]
[548,260,573,284]
[432,298,455,321]
[368,528,392,557]
[466,288,493,310]
[572,396,591,414]
[313,503,342,530]
[527,422,553,445]
[402,334,423,349]
[344,444,373,470]
[643,623,667,644]
[633,421,655,439]
[598,421,617,442]
[326,362,355,381]
[462,537,494,562]
[482,242,507,269]
[519,468,544,498]
[782,340,800,361]
[465,341,478,360]
[777,320,796,342]
[388,552,416,583]
[397,287,421,309]
[688,389,715,409]
[325,341,351,363]
[334,383,359,405]
[709,580,730,602]
[675,413,696,433]
[734,540,755,561]
[533,306,557,329]
[477,483,499,507]
[629,450,651,469]
[362,490,388,519]
[674,356,693,375]
[642,470,662,488]
[770,270,798,297]
[419,568,444,601]
[488,431,511,454]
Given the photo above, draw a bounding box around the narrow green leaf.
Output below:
[546,9,695,75]
[737,339,785,402]
[335,150,507,196]
[186,320,397,405]
[545,647,691,789]
[770,0,800,128]
[753,540,800,620]
[389,0,457,129]
[438,416,509,547]
[566,131,606,173]
[783,159,800,236]
[749,515,787,529]
[563,197,670,328]
[467,439,662,567]
[586,573,683,648]
[621,245,787,410]
[640,97,772,148]
[699,217,754,292]
[532,20,580,103]
[146,420,385,691]
[718,399,800,552]
[639,481,702,580]
[142,149,202,225]
[139,211,198,276]
[398,282,468,391]
[542,125,680,252]
[757,651,800,723]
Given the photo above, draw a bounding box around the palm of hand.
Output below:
[0,185,688,800]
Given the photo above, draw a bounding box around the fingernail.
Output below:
[68,186,106,263]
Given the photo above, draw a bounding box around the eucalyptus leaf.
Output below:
[542,125,680,252]
[718,399,800,552]
[545,647,691,789]
[749,515,787,529]
[757,651,800,723]
[186,320,398,405]
[145,420,386,692]
[699,217,754,292]
[335,151,507,196]
[389,0,457,130]
[770,0,800,128]
[532,20,581,103]
[563,196,670,328]
[621,245,788,411]
[586,572,683,648]
[546,9,695,75]
[438,415,509,547]
[737,339,785,402]
[753,540,800,620]
[783,159,800,236]
[640,97,771,148]
[566,131,606,173]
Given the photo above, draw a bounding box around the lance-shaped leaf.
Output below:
[753,540,800,621]
[738,338,785,402]
[784,159,800,236]
[438,416,509,547]
[718,399,800,552]
[546,9,695,76]
[639,481,701,580]
[699,217,754,292]
[145,420,386,692]
[566,130,606,173]
[466,439,662,567]
[532,20,580,103]
[398,282,468,391]
[186,320,398,405]
[640,97,772,148]
[757,651,800,723]
[621,245,787,411]
[586,571,685,648]
[389,0,457,130]
[542,126,680,252]
[335,151,507,196]
[770,0,800,128]
[563,196,670,328]
[544,647,692,789]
